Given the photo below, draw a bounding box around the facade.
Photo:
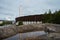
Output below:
[16,14,44,25]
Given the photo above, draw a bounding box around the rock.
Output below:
[0,25,18,39]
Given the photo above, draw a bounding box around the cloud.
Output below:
[0,12,14,16]
[0,0,60,20]
[19,0,60,15]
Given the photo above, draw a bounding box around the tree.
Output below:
[47,9,52,23]
[53,10,60,24]
[42,9,52,23]
[42,9,60,24]
[42,12,47,23]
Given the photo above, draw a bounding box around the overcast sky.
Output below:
[0,0,60,20]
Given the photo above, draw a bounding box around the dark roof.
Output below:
[16,14,44,21]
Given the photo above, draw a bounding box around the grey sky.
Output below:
[0,0,60,20]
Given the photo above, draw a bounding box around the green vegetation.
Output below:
[0,20,12,26]
[18,21,23,25]
[16,21,23,26]
[0,23,4,26]
[3,21,12,25]
[42,10,60,24]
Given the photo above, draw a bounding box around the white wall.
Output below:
[23,21,42,25]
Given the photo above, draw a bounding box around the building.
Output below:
[16,14,44,25]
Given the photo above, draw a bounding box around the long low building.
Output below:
[15,14,44,25]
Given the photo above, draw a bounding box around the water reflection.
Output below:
[4,31,46,40]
